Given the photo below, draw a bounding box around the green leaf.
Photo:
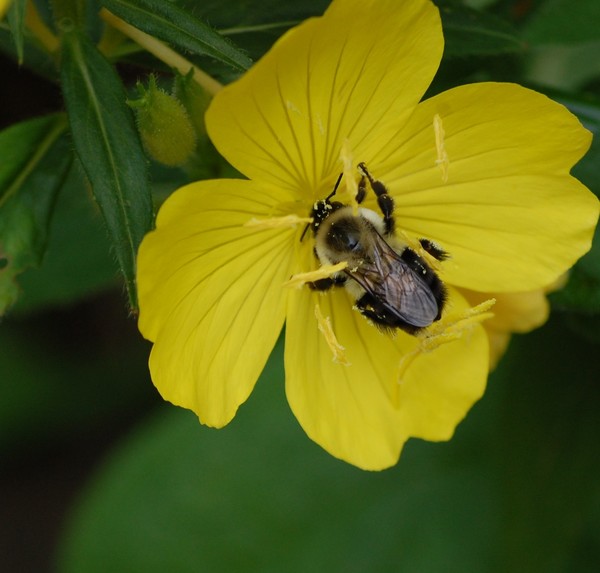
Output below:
[521,0,600,90]
[60,28,153,311]
[50,0,104,41]
[101,0,253,71]
[183,0,327,27]
[524,42,600,92]
[183,0,328,65]
[12,163,120,313]
[6,0,27,63]
[10,159,189,314]
[523,0,600,46]
[0,114,70,314]
[0,115,64,200]
[434,0,525,57]
[0,23,59,83]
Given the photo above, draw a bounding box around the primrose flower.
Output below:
[137,0,598,469]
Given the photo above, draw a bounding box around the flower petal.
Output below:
[137,180,297,427]
[284,246,488,470]
[206,0,443,197]
[485,330,511,371]
[393,287,490,442]
[372,82,599,291]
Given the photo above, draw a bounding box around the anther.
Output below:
[315,304,350,365]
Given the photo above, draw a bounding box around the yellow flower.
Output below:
[137,0,598,470]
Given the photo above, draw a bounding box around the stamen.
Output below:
[314,304,350,366]
[433,114,449,183]
[423,298,496,339]
[283,262,348,288]
[339,139,359,213]
[244,215,312,229]
[397,299,496,386]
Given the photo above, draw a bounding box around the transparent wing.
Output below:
[346,233,439,328]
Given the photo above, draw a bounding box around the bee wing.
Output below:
[346,233,439,328]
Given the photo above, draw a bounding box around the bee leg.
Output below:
[356,176,367,204]
[357,162,395,235]
[376,192,395,236]
[419,238,449,261]
[308,275,347,291]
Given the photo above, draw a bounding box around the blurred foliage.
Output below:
[0,293,154,455]
[0,0,599,571]
[55,321,600,573]
[0,114,70,312]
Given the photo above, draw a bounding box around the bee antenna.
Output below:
[300,221,310,241]
[326,172,343,202]
[301,172,343,242]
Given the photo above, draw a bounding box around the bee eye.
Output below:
[344,232,360,251]
[328,221,362,253]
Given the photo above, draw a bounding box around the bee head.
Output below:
[309,198,343,232]
[298,172,344,241]
[324,213,368,258]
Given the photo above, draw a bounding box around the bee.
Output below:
[305,163,448,335]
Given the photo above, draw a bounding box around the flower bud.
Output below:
[129,75,196,167]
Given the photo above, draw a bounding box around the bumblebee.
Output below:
[307,163,448,335]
